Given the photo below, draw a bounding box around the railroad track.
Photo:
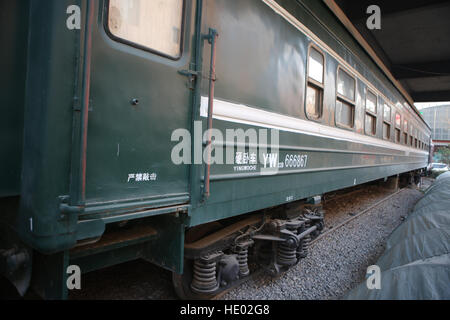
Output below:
[311,188,406,245]
[210,186,406,300]
[68,184,409,300]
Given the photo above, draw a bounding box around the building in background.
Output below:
[421,105,450,146]
[420,105,450,164]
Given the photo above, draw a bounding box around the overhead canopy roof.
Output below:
[326,0,450,103]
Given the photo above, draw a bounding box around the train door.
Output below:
[85,0,195,208]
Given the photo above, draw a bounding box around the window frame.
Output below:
[414,128,418,148]
[335,66,357,130]
[394,112,402,143]
[364,88,378,136]
[410,126,414,146]
[103,0,187,61]
[403,119,408,145]
[305,44,326,122]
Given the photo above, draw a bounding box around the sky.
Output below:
[415,102,450,110]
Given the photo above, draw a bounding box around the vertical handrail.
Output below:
[203,28,219,201]
[80,0,95,203]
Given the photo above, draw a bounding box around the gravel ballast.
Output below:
[222,186,424,300]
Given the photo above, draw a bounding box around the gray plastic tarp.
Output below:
[345,176,450,300]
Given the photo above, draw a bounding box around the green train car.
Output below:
[0,0,431,299]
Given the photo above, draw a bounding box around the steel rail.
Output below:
[311,188,406,245]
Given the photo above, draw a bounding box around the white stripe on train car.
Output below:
[200,96,428,156]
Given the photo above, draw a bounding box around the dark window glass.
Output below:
[306,85,322,119]
[395,129,401,143]
[365,114,376,136]
[383,123,391,140]
[337,69,355,101]
[336,100,354,128]
[336,68,356,128]
[306,47,324,120]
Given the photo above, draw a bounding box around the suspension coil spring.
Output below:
[237,248,250,277]
[277,241,297,266]
[300,219,312,258]
[191,254,221,294]
[278,222,298,266]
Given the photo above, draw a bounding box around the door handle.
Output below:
[203,28,219,201]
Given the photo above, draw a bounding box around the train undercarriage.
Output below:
[1,173,425,300]
[173,201,325,299]
[172,171,426,299]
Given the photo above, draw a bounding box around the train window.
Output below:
[337,69,356,101]
[383,104,391,140]
[403,120,408,144]
[395,113,401,127]
[336,68,356,128]
[336,100,354,128]
[383,124,391,140]
[306,46,324,119]
[395,129,401,143]
[383,105,391,121]
[364,90,377,136]
[107,0,184,59]
[414,129,418,148]
[395,113,401,143]
[306,86,323,119]
[308,47,324,83]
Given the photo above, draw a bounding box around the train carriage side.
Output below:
[0,0,199,298]
[174,0,430,297]
[0,0,431,299]
[189,0,431,227]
